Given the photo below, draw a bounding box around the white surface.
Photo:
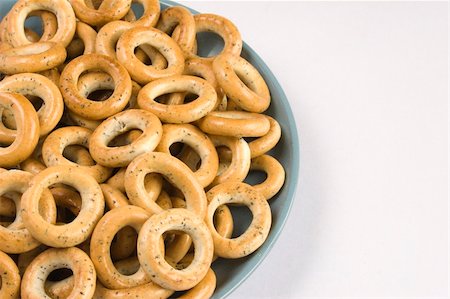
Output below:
[180,1,448,298]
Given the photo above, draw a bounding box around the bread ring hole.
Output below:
[183,93,199,104]
[107,129,143,147]
[235,69,259,93]
[62,145,95,166]
[24,15,44,38]
[244,169,267,185]
[50,184,82,225]
[87,89,114,102]
[176,144,202,172]
[0,192,20,227]
[1,108,17,130]
[47,268,73,282]
[110,225,138,263]
[164,230,193,269]
[196,31,225,58]
[0,196,16,227]
[130,2,144,19]
[226,205,253,238]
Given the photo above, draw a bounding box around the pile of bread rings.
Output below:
[0,0,286,298]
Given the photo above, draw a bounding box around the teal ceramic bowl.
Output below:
[0,1,300,298]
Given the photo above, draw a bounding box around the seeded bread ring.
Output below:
[20,247,96,299]
[206,182,272,258]
[138,208,214,291]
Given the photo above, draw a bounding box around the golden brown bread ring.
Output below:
[116,26,185,84]
[137,75,217,123]
[0,41,67,75]
[125,152,207,217]
[206,182,272,258]
[60,53,132,120]
[5,0,76,47]
[21,166,105,247]
[248,115,281,158]
[95,20,167,70]
[0,92,39,168]
[213,53,270,113]
[20,247,96,299]
[0,250,21,298]
[69,0,132,26]
[249,154,285,200]
[188,14,242,63]
[42,126,113,183]
[197,111,270,138]
[0,73,64,137]
[90,205,152,289]
[156,124,219,187]
[89,109,163,167]
[157,6,196,55]
[128,0,161,27]
[137,208,214,291]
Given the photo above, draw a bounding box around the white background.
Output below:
[180,1,448,298]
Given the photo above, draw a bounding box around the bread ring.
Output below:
[89,109,163,167]
[60,53,132,120]
[90,205,152,289]
[42,126,113,183]
[128,0,160,27]
[0,170,57,254]
[213,53,270,113]
[0,73,64,137]
[116,26,185,84]
[209,135,250,187]
[21,166,105,247]
[188,14,242,63]
[138,75,217,123]
[96,20,167,70]
[197,111,270,138]
[0,41,67,75]
[5,0,76,47]
[157,6,196,55]
[69,0,132,26]
[249,115,281,158]
[125,152,207,217]
[21,247,96,299]
[156,124,218,187]
[137,208,214,291]
[249,155,285,200]
[206,182,271,258]
[0,93,39,168]
[0,250,21,299]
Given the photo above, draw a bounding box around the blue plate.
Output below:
[0,1,300,298]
